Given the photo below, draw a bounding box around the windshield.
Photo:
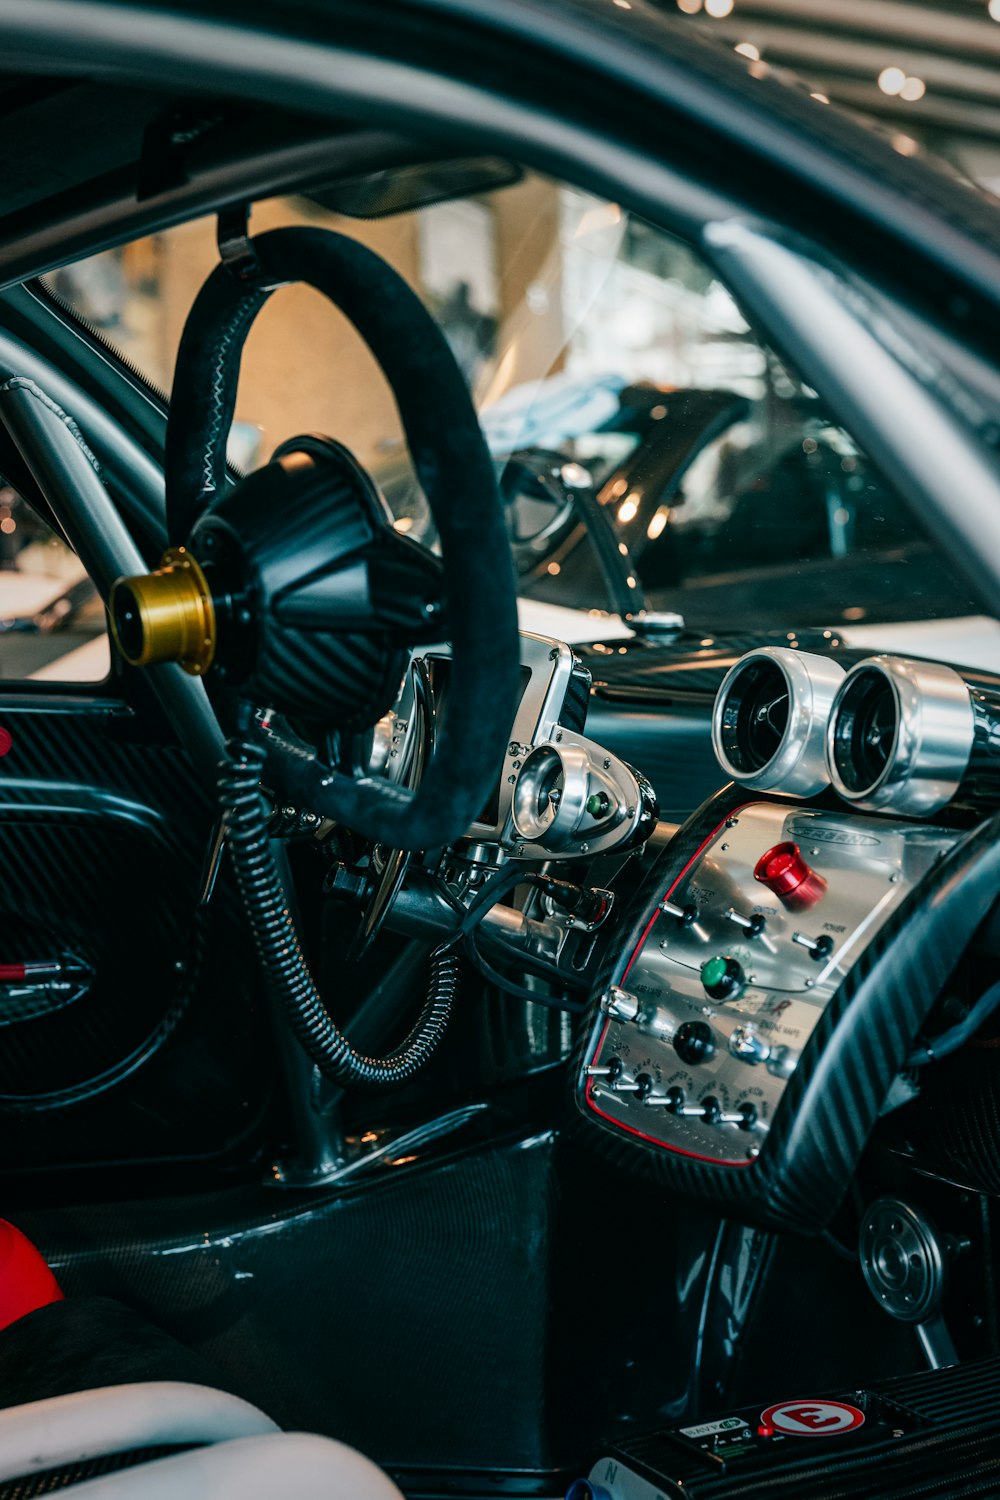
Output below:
[44,171,998,666]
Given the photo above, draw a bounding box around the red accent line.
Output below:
[584,803,757,1169]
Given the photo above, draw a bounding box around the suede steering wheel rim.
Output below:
[164,226,520,853]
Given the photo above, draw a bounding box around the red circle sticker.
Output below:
[759,1400,865,1437]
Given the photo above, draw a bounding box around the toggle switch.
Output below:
[791,931,834,961]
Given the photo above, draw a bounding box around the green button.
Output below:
[701,956,729,989]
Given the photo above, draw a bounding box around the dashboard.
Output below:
[368,631,1000,1232]
[385,631,658,859]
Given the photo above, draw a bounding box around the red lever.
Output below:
[754,842,826,910]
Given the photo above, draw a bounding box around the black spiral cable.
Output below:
[218,736,459,1088]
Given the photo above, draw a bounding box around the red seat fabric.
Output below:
[0,1221,62,1332]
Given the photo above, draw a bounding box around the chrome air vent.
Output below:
[827,656,975,815]
[711,648,845,798]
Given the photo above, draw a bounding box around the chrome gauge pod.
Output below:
[712,647,846,798]
[511,741,591,850]
[826,655,976,816]
[508,729,657,859]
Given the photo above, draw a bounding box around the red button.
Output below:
[0,727,11,758]
[754,842,826,910]
[757,1421,775,1439]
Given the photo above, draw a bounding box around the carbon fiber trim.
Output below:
[0,696,269,1171]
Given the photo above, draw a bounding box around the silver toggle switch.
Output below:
[600,985,641,1023]
[792,931,834,960]
[718,1103,758,1129]
[644,1085,684,1112]
[725,908,767,937]
[729,1025,770,1064]
[611,1077,641,1093]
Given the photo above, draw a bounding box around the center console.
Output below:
[570,1355,1000,1499]
[571,646,1000,1234]
[581,800,954,1169]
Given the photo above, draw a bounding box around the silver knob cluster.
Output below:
[729,1025,770,1064]
[599,986,641,1023]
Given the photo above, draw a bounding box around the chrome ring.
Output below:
[712,647,846,797]
[826,655,974,815]
[512,741,590,849]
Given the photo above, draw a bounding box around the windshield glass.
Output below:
[44,170,997,666]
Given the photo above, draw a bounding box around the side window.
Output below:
[0,479,109,683]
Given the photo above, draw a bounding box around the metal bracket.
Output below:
[216,204,264,284]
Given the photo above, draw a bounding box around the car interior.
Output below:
[1,24,1000,1500]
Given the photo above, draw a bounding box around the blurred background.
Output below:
[6,0,999,682]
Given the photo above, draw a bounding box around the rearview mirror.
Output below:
[498,449,591,572]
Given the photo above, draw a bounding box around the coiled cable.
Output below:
[218,736,458,1088]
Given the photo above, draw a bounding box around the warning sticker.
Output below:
[760,1400,866,1437]
[679,1417,749,1440]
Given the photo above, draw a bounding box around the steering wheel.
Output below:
[102,225,522,1089]
[157,226,521,854]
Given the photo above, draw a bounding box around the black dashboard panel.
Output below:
[578,630,865,824]
[584,697,719,825]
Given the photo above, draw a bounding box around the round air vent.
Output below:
[827,656,974,815]
[828,666,897,796]
[711,648,846,798]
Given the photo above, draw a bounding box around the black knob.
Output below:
[674,1020,716,1066]
[701,954,745,1001]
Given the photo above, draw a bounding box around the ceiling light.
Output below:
[705,0,734,15]
[878,67,906,96]
[734,41,759,59]
[676,0,703,12]
[990,0,1000,20]
[899,75,926,101]
[810,91,830,103]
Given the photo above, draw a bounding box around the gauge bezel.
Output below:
[826,655,975,815]
[712,647,846,797]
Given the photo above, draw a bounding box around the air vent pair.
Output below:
[712,648,1000,816]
